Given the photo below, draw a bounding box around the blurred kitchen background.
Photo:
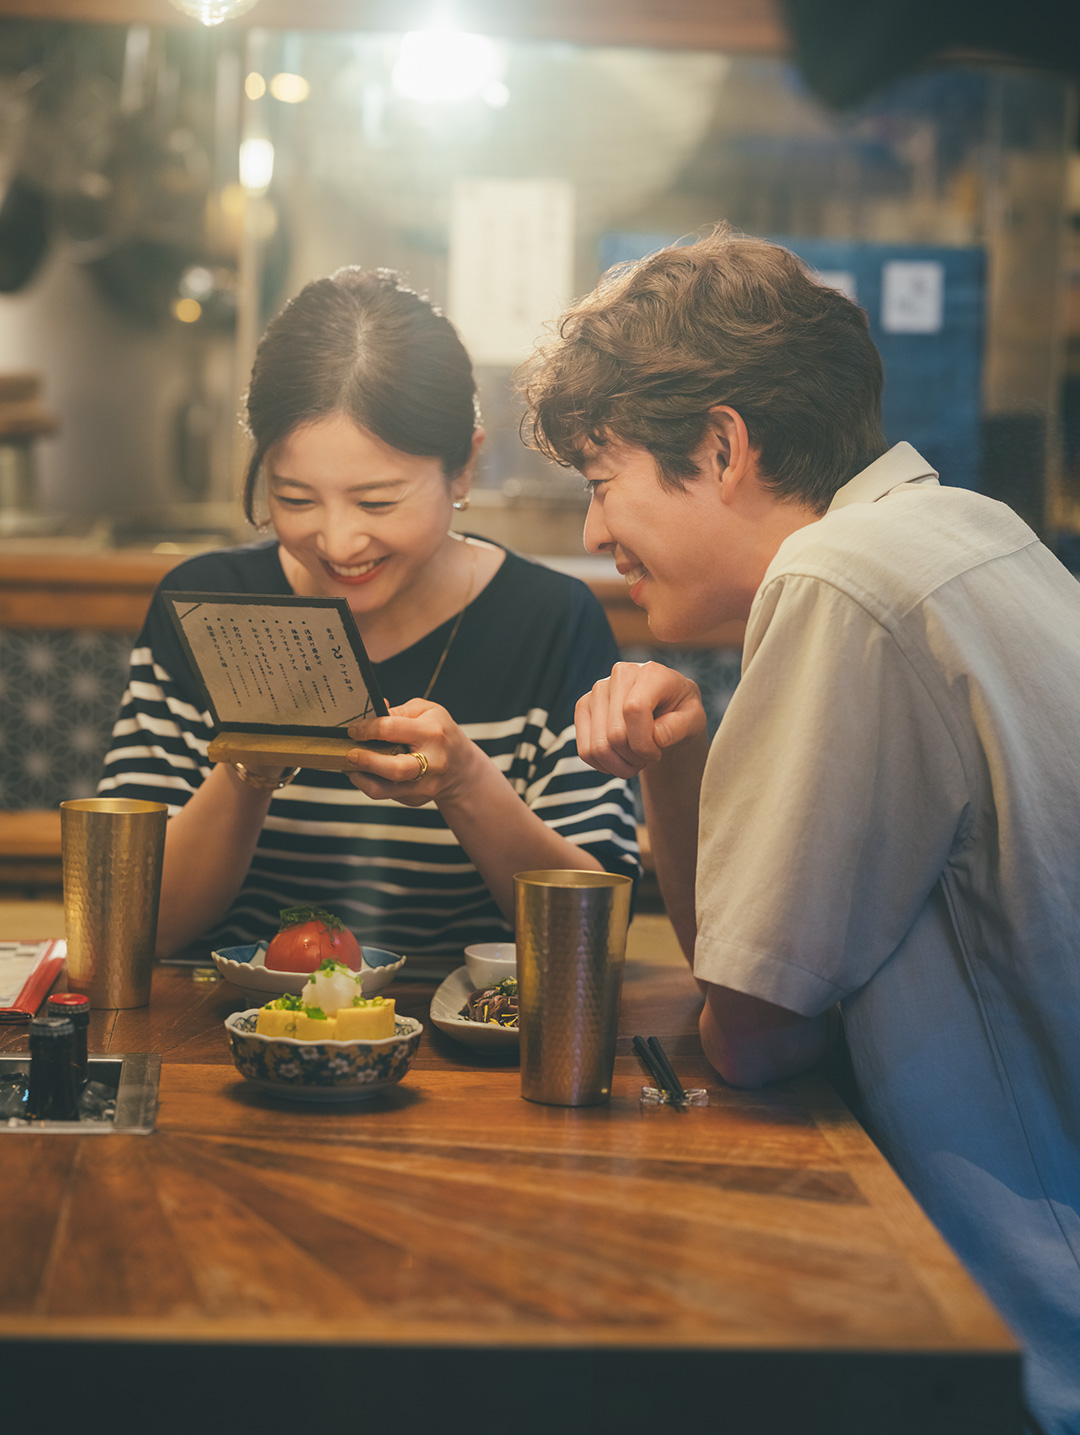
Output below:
[0,5,1076,825]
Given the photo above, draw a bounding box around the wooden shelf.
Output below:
[0,809,653,883]
[0,0,788,51]
[0,552,180,631]
[0,811,62,891]
[0,550,745,645]
[0,809,61,859]
[589,575,746,649]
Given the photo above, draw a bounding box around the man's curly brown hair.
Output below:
[518,225,886,514]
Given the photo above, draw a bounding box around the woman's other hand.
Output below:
[575,661,706,778]
[346,699,482,806]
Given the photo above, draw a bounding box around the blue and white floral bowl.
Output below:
[212,943,406,1004]
[224,1008,423,1102]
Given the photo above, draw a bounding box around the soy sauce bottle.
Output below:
[28,1016,79,1121]
[47,992,90,1089]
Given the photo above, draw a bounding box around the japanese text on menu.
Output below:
[174,600,376,728]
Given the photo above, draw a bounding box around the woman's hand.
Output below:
[346,699,483,807]
[350,697,604,922]
[575,661,707,779]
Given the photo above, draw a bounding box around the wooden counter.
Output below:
[0,0,788,54]
[0,810,63,888]
[0,548,745,649]
[0,551,180,631]
[0,957,1019,1434]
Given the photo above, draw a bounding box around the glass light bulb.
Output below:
[269,73,310,104]
[239,137,274,191]
[169,0,259,27]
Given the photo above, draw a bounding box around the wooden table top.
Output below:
[0,956,1020,1433]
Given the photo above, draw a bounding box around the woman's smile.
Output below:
[267,414,465,634]
[319,554,388,585]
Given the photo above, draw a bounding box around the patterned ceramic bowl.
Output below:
[212,943,406,1004]
[224,1009,423,1102]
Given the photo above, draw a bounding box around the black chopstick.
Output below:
[647,1036,688,1106]
[633,1034,685,1107]
[632,1035,669,1092]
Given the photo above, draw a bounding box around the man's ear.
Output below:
[705,406,756,501]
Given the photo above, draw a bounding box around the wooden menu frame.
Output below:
[166,592,390,772]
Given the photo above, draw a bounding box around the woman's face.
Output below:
[266,414,467,618]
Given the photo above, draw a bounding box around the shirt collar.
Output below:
[827,442,939,512]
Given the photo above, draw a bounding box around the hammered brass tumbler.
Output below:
[515,869,633,1106]
[61,798,167,1009]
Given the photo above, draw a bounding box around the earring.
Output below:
[452,497,470,510]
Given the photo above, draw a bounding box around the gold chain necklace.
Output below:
[422,542,477,702]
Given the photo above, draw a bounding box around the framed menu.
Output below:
[165,593,390,771]
[0,939,66,1022]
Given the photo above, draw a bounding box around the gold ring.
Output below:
[408,750,428,781]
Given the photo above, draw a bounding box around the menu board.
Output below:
[166,593,388,737]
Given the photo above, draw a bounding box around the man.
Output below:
[520,227,1080,1435]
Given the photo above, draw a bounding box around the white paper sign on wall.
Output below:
[881,260,945,334]
[448,179,575,367]
[816,269,857,303]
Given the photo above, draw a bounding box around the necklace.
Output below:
[422,542,477,701]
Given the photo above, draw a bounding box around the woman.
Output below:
[100,268,639,971]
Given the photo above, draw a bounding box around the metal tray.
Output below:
[0,1052,160,1134]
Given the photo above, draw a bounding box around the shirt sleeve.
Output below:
[97,587,214,812]
[519,587,641,883]
[694,572,970,1015]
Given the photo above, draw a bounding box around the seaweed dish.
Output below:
[460,976,519,1028]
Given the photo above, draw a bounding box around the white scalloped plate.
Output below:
[429,966,519,1053]
[211,943,406,1004]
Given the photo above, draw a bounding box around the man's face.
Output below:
[581,438,754,642]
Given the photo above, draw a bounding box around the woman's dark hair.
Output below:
[519,225,886,514]
[242,267,478,522]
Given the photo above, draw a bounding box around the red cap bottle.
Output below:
[47,992,89,1088]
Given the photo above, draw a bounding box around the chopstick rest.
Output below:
[632,1035,709,1108]
[640,1085,709,1107]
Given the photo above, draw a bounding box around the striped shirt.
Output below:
[99,539,639,974]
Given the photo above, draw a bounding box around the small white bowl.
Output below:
[464,942,517,990]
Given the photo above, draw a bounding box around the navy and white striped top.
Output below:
[99,540,639,972]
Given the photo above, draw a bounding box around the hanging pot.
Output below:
[0,175,49,292]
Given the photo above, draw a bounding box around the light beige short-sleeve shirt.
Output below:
[694,443,1080,1430]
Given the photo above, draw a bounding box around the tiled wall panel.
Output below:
[0,630,136,810]
[0,630,744,812]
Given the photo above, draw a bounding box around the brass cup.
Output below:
[514,869,634,1107]
[60,798,168,1009]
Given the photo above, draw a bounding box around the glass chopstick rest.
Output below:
[639,1085,709,1107]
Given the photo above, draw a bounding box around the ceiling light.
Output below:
[391,29,502,106]
[168,0,259,27]
[482,80,510,108]
[270,73,310,104]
